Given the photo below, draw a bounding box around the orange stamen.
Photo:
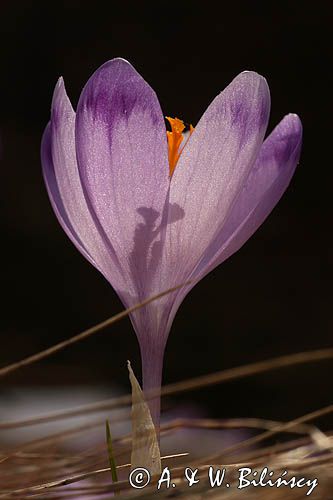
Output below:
[166,116,194,176]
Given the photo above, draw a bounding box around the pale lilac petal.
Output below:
[204,113,303,269]
[75,59,170,308]
[41,122,94,266]
[41,79,126,289]
[164,71,271,290]
[164,113,302,332]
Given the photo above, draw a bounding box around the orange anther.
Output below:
[166,117,194,176]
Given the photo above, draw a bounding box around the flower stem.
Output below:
[140,342,165,436]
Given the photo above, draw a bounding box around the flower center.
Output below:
[166,117,194,176]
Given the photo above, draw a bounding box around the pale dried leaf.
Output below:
[128,360,161,475]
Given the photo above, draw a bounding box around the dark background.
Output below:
[1,1,332,426]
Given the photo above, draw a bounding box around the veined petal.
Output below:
[198,113,303,274]
[41,79,126,290]
[75,59,170,308]
[42,122,94,266]
[164,113,302,332]
[165,71,270,288]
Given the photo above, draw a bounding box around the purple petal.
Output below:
[164,113,302,332]
[75,58,170,337]
[198,113,303,273]
[164,71,270,291]
[41,79,125,289]
[42,122,93,265]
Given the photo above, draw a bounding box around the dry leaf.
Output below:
[128,360,161,475]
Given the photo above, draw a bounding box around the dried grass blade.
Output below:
[0,281,192,379]
[106,420,118,483]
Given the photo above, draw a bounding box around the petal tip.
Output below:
[279,113,303,140]
[286,112,302,128]
[76,56,162,131]
[238,70,268,85]
[53,76,66,101]
[51,76,74,128]
[110,56,132,66]
[224,71,270,140]
[56,76,64,86]
[52,77,65,103]
[266,113,303,168]
[90,57,137,81]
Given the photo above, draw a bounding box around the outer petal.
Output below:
[202,113,303,270]
[165,71,271,289]
[165,113,302,332]
[41,79,126,289]
[75,58,170,341]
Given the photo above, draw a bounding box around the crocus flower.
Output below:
[41,58,302,427]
